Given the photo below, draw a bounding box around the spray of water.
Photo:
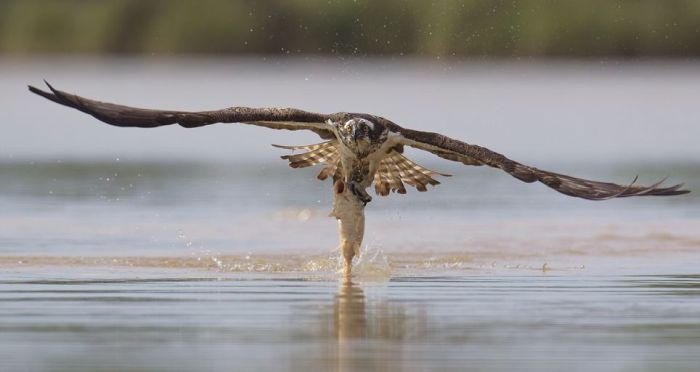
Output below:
[348,243,392,281]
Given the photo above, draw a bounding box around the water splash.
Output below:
[351,244,392,281]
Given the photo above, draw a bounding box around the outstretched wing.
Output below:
[383,122,689,200]
[28,81,335,139]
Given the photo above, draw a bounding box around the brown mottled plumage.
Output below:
[28,82,690,277]
[273,141,339,169]
[272,141,342,182]
[373,152,450,196]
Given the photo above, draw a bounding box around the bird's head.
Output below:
[337,117,386,154]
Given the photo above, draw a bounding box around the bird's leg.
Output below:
[331,180,366,278]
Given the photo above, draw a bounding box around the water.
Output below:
[1,59,700,371]
[2,275,700,371]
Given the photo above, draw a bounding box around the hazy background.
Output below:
[2,0,700,57]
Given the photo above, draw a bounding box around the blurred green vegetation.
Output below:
[1,0,699,57]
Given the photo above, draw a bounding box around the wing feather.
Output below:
[385,157,407,194]
[385,123,689,200]
[28,82,334,139]
[373,151,449,196]
[373,159,392,196]
[274,140,342,183]
[276,141,338,168]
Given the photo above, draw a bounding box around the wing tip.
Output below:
[43,80,60,95]
[628,177,691,198]
[650,182,691,196]
[27,84,43,95]
[271,144,296,150]
[28,81,61,104]
[29,80,72,107]
[590,178,691,200]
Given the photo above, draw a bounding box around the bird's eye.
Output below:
[363,125,370,134]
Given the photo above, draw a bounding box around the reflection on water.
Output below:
[335,280,366,340]
[334,280,369,372]
[1,272,700,371]
[297,279,421,371]
[329,279,422,372]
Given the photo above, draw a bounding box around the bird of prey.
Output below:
[29,82,689,277]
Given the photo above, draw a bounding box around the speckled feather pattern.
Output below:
[373,151,450,196]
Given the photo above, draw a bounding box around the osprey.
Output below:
[29,82,689,277]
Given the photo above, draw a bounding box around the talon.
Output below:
[349,182,372,205]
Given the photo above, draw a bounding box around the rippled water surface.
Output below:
[1,60,699,371]
[2,273,700,371]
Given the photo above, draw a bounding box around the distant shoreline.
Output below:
[3,0,700,57]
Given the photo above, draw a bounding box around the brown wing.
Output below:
[386,123,689,200]
[28,81,335,139]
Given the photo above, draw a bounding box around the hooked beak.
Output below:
[352,127,363,142]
